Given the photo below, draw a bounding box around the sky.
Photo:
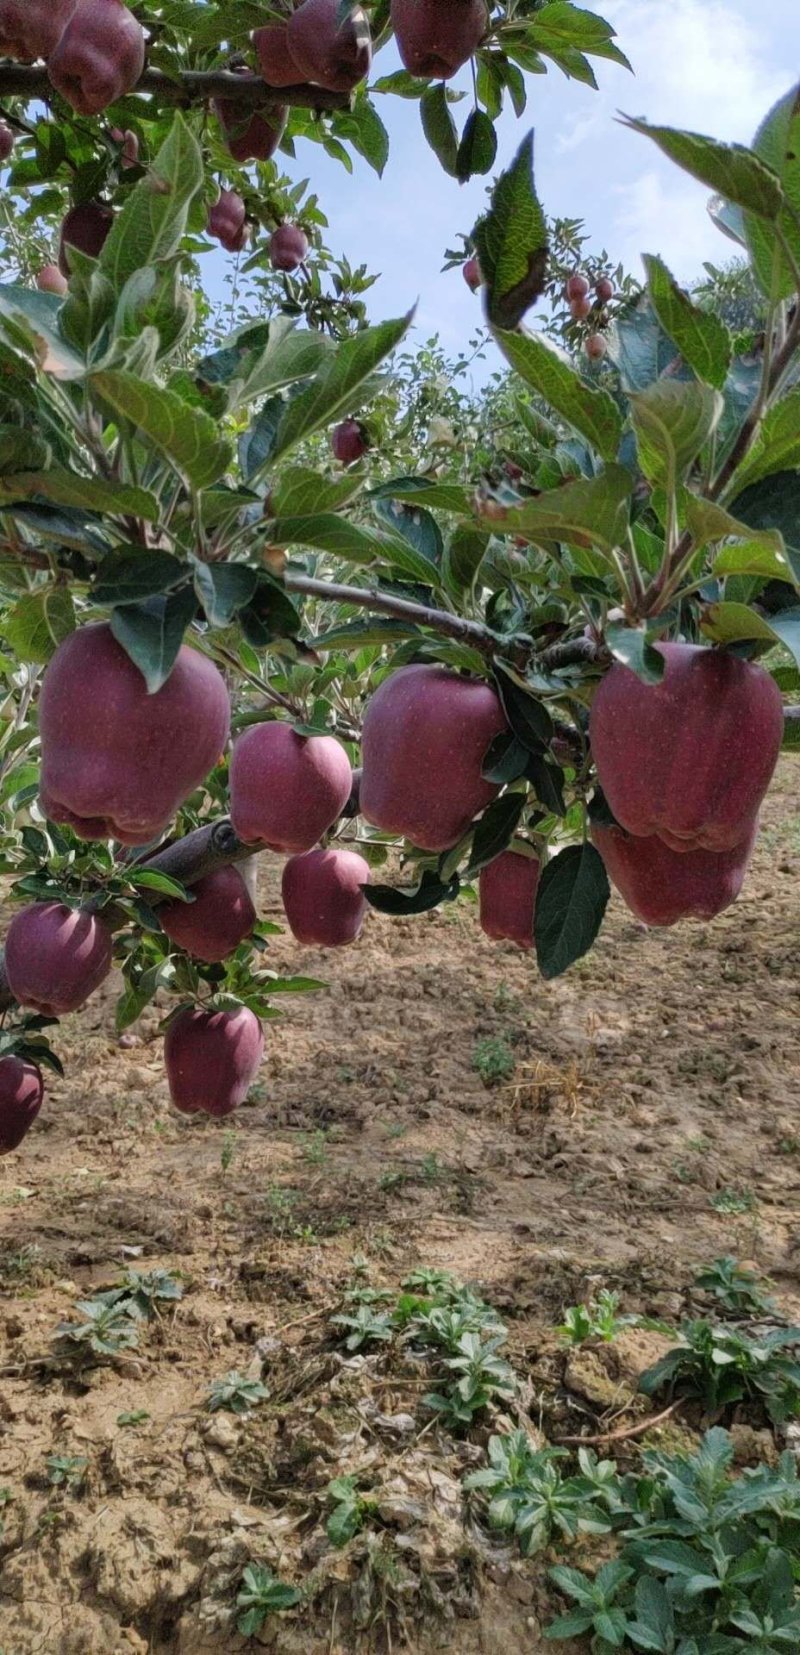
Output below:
[249,0,800,372]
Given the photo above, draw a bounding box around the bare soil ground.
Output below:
[1,760,799,1654]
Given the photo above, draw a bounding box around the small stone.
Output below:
[203,1414,239,1452]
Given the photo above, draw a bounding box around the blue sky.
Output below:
[250,0,799,369]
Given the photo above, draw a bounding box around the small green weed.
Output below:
[639,1318,800,1424]
[694,1255,776,1316]
[472,1035,516,1087]
[557,1289,633,1345]
[235,1563,301,1636]
[326,1475,377,1546]
[206,1371,270,1414]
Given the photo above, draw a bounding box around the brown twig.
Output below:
[552,1397,685,1447]
[0,63,349,112]
[286,570,532,667]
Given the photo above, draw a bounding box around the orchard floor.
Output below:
[1,760,800,1654]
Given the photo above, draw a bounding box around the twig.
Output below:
[0,64,349,113]
[286,570,521,664]
[552,1397,685,1447]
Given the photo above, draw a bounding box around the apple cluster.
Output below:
[0,623,784,1151]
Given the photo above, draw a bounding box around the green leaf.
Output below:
[3,586,75,664]
[642,254,731,390]
[0,425,50,474]
[494,660,554,751]
[442,524,490,597]
[730,471,800,552]
[130,869,191,900]
[473,132,549,329]
[605,622,665,683]
[544,1610,595,1639]
[728,387,800,494]
[100,114,205,296]
[91,370,232,490]
[0,467,159,520]
[0,283,85,380]
[369,476,473,514]
[468,794,527,873]
[456,110,498,183]
[268,513,398,566]
[334,97,390,177]
[534,843,609,979]
[372,495,443,575]
[270,312,413,465]
[420,85,458,176]
[503,466,632,555]
[630,381,723,488]
[686,494,788,553]
[193,562,258,626]
[93,549,187,606]
[110,588,198,693]
[495,329,622,461]
[620,115,784,219]
[270,465,363,517]
[227,319,335,409]
[700,601,800,666]
[743,86,800,300]
[364,869,459,915]
[713,539,796,586]
[312,616,422,651]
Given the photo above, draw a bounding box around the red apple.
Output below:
[5,901,113,1015]
[58,200,113,276]
[0,0,77,60]
[252,23,302,86]
[595,276,614,303]
[229,722,352,852]
[591,818,758,926]
[164,1006,264,1117]
[207,189,249,253]
[565,273,589,301]
[463,255,481,291]
[287,0,372,91]
[391,0,487,77]
[360,664,507,852]
[0,123,14,162]
[269,224,309,271]
[589,642,784,853]
[570,295,592,321]
[332,419,368,464]
[282,847,369,946]
[0,1057,43,1153]
[39,623,230,846]
[213,86,287,162]
[159,867,256,964]
[37,264,69,295]
[585,334,608,360]
[479,850,540,949]
[47,0,145,116]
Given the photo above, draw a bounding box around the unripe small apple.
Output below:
[585,333,608,361]
[58,200,114,276]
[282,847,370,946]
[332,419,368,465]
[269,223,309,271]
[164,1005,264,1117]
[565,273,589,300]
[47,0,146,116]
[595,276,614,303]
[37,264,68,295]
[159,867,256,964]
[5,901,113,1016]
[110,126,139,167]
[252,23,302,86]
[570,295,592,321]
[0,1057,43,1154]
[0,123,14,162]
[463,255,481,291]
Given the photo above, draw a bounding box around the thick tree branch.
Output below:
[0,64,350,113]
